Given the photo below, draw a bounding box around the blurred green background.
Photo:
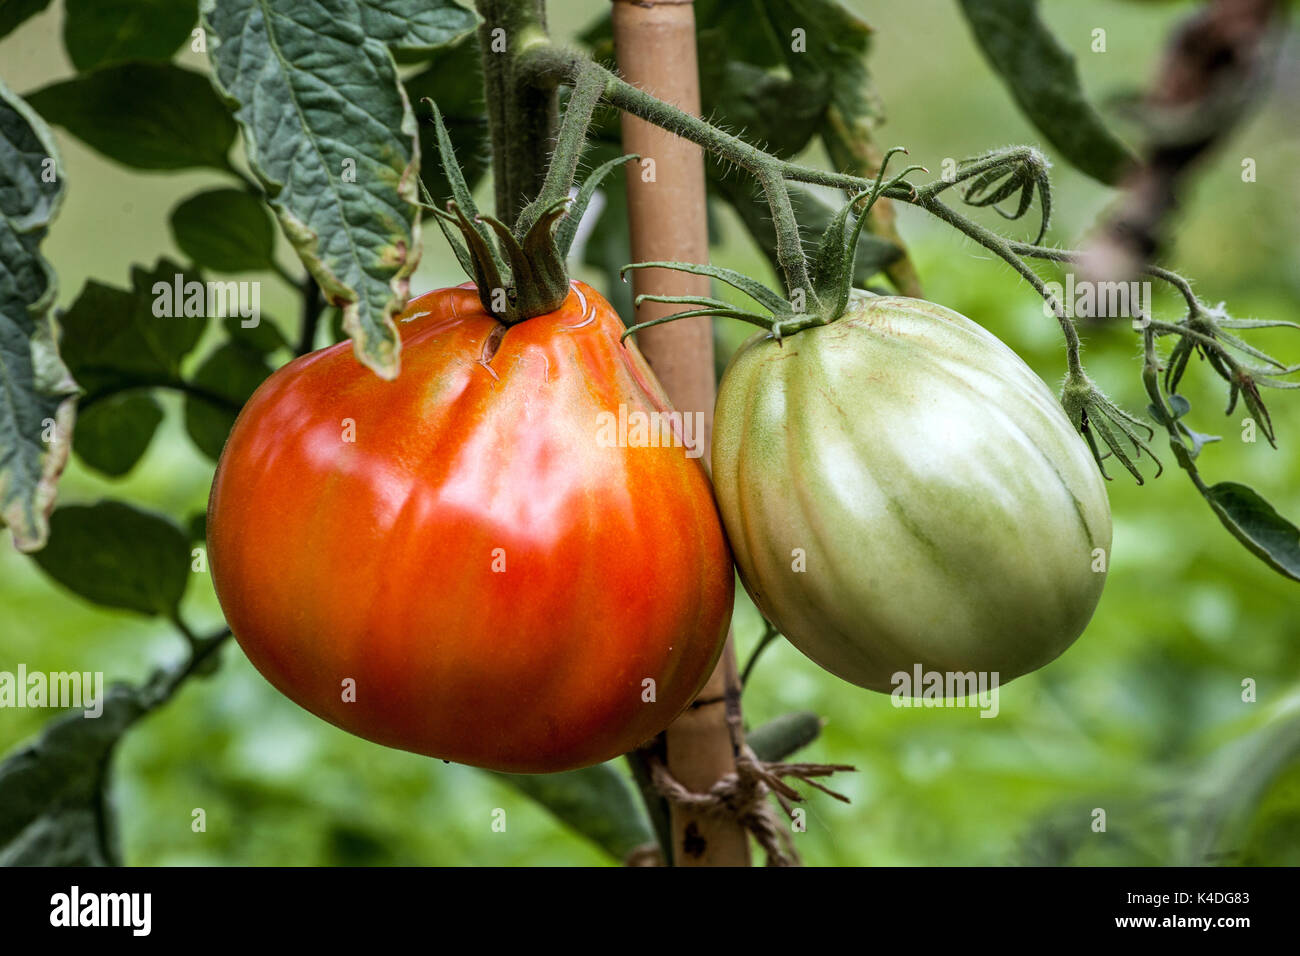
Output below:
[2,0,1298,865]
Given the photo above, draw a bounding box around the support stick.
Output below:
[611,0,751,868]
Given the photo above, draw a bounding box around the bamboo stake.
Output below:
[611,0,751,868]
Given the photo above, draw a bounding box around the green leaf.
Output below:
[27,62,237,171]
[748,712,823,762]
[0,0,52,42]
[404,33,488,207]
[184,342,272,461]
[204,0,421,380]
[0,687,147,866]
[222,313,291,354]
[30,501,191,615]
[358,0,478,53]
[72,393,163,478]
[60,259,207,395]
[956,0,1137,185]
[710,0,882,135]
[1202,482,1300,582]
[63,0,195,72]
[491,764,654,861]
[170,188,277,274]
[186,510,206,544]
[0,78,78,552]
[697,32,829,158]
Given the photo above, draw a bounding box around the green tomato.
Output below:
[712,294,1112,693]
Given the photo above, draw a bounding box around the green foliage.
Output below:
[31,501,191,616]
[357,0,478,53]
[170,189,278,275]
[62,0,195,72]
[28,63,238,171]
[748,712,822,762]
[184,343,273,462]
[0,0,52,42]
[956,0,1137,184]
[491,765,654,861]
[59,259,206,395]
[73,394,164,478]
[1202,483,1300,581]
[0,687,146,866]
[203,0,422,380]
[0,78,78,553]
[404,34,490,208]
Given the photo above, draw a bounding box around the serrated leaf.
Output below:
[170,188,277,274]
[60,259,207,395]
[957,0,1137,185]
[73,393,163,478]
[0,0,52,42]
[27,62,237,171]
[1203,481,1300,581]
[359,0,478,53]
[0,78,78,552]
[204,0,421,381]
[0,686,146,866]
[63,0,195,72]
[491,764,654,861]
[184,342,272,461]
[30,501,191,615]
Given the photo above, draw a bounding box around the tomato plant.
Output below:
[3,0,1297,872]
[711,293,1111,691]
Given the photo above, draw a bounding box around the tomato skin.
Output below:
[208,281,733,772]
[712,294,1112,693]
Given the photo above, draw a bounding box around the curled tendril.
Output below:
[916,146,1052,245]
[1061,370,1162,484]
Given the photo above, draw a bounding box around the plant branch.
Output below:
[78,378,244,416]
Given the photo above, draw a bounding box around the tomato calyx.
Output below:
[620,148,926,345]
[1062,367,1162,483]
[420,99,637,326]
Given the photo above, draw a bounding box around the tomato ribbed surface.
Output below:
[712,294,1111,692]
[209,281,733,772]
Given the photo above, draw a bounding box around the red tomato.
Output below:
[208,281,733,772]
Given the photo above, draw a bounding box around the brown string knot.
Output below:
[646,745,853,866]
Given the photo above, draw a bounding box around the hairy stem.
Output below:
[475,0,556,222]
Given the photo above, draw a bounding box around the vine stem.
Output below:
[519,44,1092,372]
[475,0,555,221]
